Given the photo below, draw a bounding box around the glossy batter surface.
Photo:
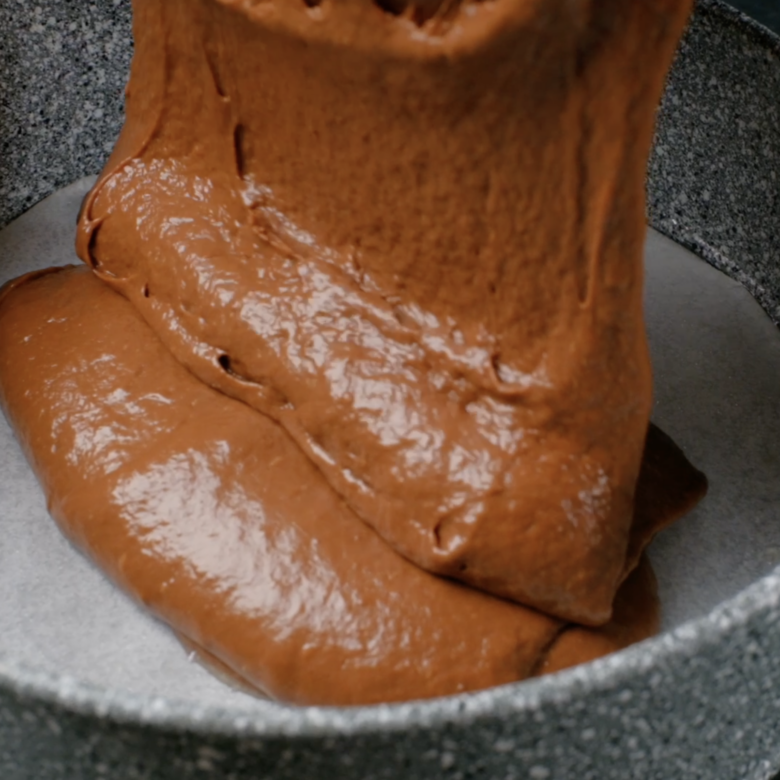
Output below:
[78,0,695,624]
[0,267,704,704]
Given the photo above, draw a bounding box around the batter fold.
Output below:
[0,266,704,704]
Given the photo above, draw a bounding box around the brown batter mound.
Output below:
[77,0,695,624]
[0,266,702,705]
[0,0,707,705]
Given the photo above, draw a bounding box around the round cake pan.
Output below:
[1,1,780,778]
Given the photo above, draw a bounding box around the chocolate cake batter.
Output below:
[0,266,705,705]
[77,0,696,624]
[0,0,707,704]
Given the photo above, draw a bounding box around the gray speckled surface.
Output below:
[649,1,780,324]
[1,1,780,779]
[0,0,132,229]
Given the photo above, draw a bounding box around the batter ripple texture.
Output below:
[0,267,703,705]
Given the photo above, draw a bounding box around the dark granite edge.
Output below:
[706,0,780,48]
[649,0,780,326]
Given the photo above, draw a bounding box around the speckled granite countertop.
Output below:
[0,0,131,228]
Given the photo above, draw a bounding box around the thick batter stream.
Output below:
[78,0,695,624]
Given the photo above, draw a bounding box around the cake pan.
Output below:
[1,1,780,778]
